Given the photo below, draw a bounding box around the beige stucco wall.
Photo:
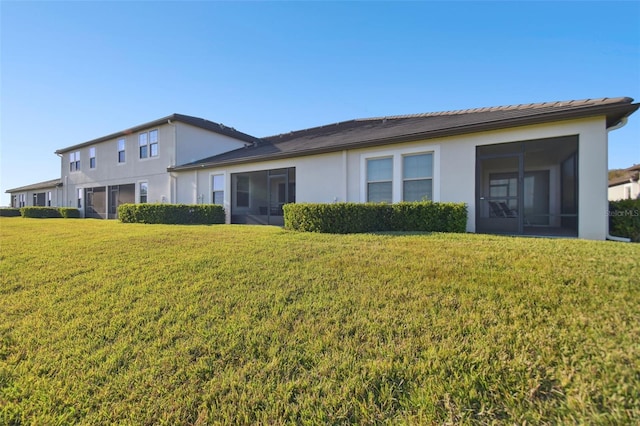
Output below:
[179,115,612,239]
[58,121,251,215]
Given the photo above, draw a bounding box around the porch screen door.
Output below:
[476,154,523,234]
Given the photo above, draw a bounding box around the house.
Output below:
[608,164,640,201]
[6,97,639,240]
[52,114,258,219]
[7,178,62,209]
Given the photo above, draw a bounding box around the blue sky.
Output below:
[1,1,639,205]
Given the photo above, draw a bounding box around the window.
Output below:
[212,175,224,205]
[89,147,96,169]
[69,151,80,172]
[118,138,126,163]
[139,182,148,203]
[139,130,159,159]
[47,191,52,206]
[367,157,392,203]
[139,133,148,159]
[77,188,82,208]
[149,130,158,157]
[236,176,249,207]
[19,194,25,207]
[403,153,433,201]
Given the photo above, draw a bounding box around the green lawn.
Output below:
[1,218,639,425]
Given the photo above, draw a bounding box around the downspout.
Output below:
[606,117,631,242]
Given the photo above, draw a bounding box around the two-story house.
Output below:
[53,114,258,218]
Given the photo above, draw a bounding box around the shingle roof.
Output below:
[170,97,639,171]
[55,113,260,154]
[5,178,63,193]
[609,164,640,187]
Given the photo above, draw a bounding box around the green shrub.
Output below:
[0,208,21,217]
[284,202,467,234]
[391,202,468,233]
[20,207,62,218]
[59,208,81,218]
[609,198,640,242]
[118,203,225,225]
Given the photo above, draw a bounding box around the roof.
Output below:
[55,113,260,154]
[170,97,639,171]
[609,164,640,187]
[5,178,63,194]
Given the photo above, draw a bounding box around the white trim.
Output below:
[209,172,226,206]
[137,180,149,204]
[359,144,440,203]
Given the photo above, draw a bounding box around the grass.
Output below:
[1,217,639,425]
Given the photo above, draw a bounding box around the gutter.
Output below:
[606,117,631,242]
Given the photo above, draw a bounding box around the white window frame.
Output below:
[139,181,148,204]
[138,129,159,160]
[89,147,96,169]
[365,156,393,203]
[211,173,225,206]
[360,145,440,203]
[77,188,83,209]
[117,138,126,164]
[402,152,434,202]
[69,151,80,172]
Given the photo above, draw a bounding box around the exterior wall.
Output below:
[57,122,250,217]
[174,122,248,166]
[8,186,62,208]
[609,181,640,201]
[59,122,178,214]
[179,116,611,240]
[175,152,345,223]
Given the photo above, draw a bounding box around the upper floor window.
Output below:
[139,130,159,159]
[69,151,80,172]
[118,138,126,163]
[402,153,433,201]
[367,157,393,203]
[89,147,96,169]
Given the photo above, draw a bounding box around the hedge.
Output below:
[283,202,468,234]
[118,203,225,225]
[19,207,62,218]
[609,198,640,242]
[59,208,81,218]
[0,208,21,217]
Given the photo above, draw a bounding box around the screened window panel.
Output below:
[368,182,392,203]
[403,154,432,179]
[403,179,432,201]
[367,158,392,182]
[213,192,223,205]
[213,175,224,191]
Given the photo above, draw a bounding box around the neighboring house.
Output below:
[608,164,640,201]
[53,114,258,219]
[6,178,62,209]
[5,97,640,240]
